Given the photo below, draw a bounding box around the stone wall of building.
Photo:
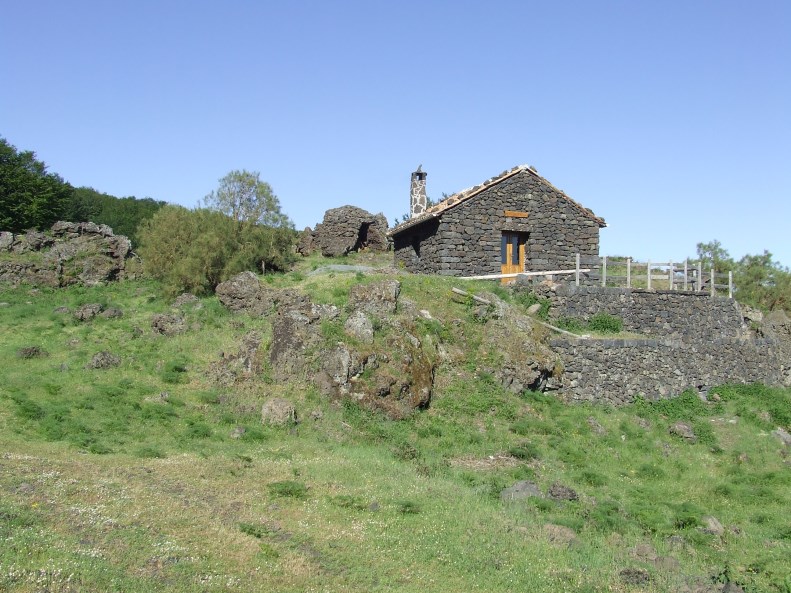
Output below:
[550,336,783,405]
[393,169,601,276]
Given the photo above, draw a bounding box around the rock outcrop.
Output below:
[215,274,438,420]
[467,292,560,393]
[301,206,389,257]
[216,271,310,317]
[0,222,135,287]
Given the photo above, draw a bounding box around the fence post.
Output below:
[575,253,580,286]
[647,260,652,290]
[669,261,674,290]
[602,256,607,287]
[683,260,688,291]
[698,261,703,292]
[728,271,733,298]
[710,267,715,297]
[627,258,631,288]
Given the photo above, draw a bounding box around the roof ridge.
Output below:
[389,164,605,237]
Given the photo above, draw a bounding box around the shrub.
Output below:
[185,421,212,439]
[162,358,189,384]
[588,312,623,334]
[634,390,713,421]
[268,480,308,499]
[635,463,666,479]
[239,522,271,539]
[392,441,420,461]
[197,391,220,404]
[513,290,551,320]
[509,441,541,460]
[578,470,607,486]
[13,397,46,420]
[329,495,369,511]
[138,206,296,296]
[134,446,166,458]
[672,501,704,529]
[589,499,628,533]
[396,500,421,514]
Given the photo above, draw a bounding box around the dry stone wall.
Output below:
[538,284,747,338]
[551,336,783,405]
[535,284,785,403]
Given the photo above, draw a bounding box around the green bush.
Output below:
[555,317,586,333]
[137,206,296,296]
[556,313,623,334]
[329,495,369,511]
[268,480,308,499]
[513,290,551,320]
[13,397,46,420]
[672,501,704,529]
[588,312,623,334]
[396,499,421,514]
[185,421,212,439]
[589,499,628,533]
[239,522,272,539]
[578,470,607,486]
[509,441,541,460]
[134,446,166,458]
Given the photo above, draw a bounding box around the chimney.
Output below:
[410,165,427,218]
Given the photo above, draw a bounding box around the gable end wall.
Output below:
[393,170,601,276]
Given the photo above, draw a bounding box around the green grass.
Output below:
[0,271,789,592]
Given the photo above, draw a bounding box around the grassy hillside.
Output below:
[1,254,790,592]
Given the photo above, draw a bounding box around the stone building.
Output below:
[389,165,606,277]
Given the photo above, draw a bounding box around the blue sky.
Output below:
[2,1,790,265]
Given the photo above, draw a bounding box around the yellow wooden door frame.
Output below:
[500,232,527,282]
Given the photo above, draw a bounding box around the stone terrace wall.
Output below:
[536,284,747,339]
[551,336,783,405]
[533,284,785,404]
[393,169,601,276]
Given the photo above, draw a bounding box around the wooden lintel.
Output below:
[504,210,529,218]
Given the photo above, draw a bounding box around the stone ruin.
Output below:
[0,221,136,287]
[297,205,389,257]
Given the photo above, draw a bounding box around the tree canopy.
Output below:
[138,170,295,295]
[695,240,791,312]
[1,136,166,243]
[66,186,166,247]
[203,170,291,228]
[0,137,73,232]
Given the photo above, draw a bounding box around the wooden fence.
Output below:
[586,255,733,297]
[461,255,734,298]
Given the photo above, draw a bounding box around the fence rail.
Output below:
[462,255,734,298]
[591,256,733,297]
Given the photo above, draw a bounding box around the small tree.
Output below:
[203,170,291,228]
[696,240,734,272]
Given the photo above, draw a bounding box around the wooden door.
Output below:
[501,232,526,282]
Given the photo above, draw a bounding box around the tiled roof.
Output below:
[388,165,606,236]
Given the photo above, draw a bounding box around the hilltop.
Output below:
[1,251,790,593]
